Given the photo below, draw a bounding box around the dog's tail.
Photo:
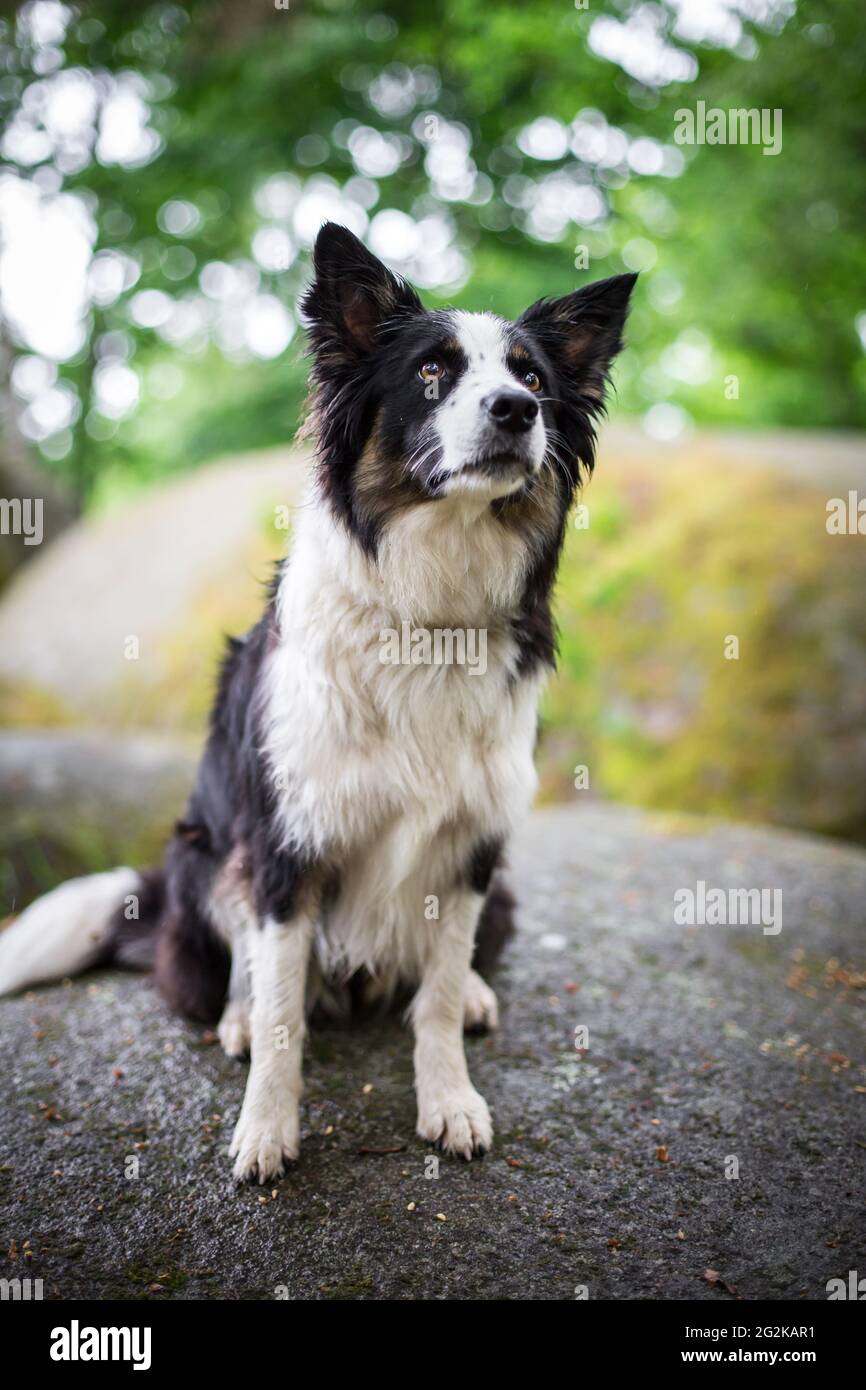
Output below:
[0,867,165,998]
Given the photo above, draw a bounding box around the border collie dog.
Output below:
[0,224,635,1182]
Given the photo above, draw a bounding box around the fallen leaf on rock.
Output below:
[702,1267,737,1296]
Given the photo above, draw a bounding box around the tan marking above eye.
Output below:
[419,361,445,382]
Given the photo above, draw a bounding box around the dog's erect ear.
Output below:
[303,222,423,357]
[518,273,637,402]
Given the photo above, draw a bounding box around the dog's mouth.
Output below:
[447,450,537,483]
[425,446,539,499]
[464,450,532,475]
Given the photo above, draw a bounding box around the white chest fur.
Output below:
[262,491,542,982]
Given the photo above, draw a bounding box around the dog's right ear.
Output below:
[302,223,423,359]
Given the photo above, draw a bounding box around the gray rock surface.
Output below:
[0,804,863,1301]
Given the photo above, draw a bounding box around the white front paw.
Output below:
[416,1087,493,1159]
[229,1100,300,1184]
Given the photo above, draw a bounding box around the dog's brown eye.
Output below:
[419,360,444,383]
[523,371,542,393]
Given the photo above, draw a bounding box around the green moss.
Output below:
[319,1267,375,1299]
[125,1262,190,1293]
[0,679,77,729]
[0,814,170,912]
[540,453,866,841]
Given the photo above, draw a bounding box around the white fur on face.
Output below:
[432,311,547,495]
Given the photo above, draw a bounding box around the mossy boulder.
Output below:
[0,446,307,734]
[542,431,866,842]
[1,428,864,843]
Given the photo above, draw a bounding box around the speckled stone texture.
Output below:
[1,804,863,1300]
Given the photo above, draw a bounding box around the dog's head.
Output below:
[302,222,635,555]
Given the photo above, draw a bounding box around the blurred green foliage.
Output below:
[1,0,864,506]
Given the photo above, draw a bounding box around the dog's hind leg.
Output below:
[218,929,251,1058]
[471,870,514,975]
[205,846,256,1057]
[463,968,499,1032]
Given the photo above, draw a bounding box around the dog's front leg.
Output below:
[412,891,492,1159]
[229,913,313,1183]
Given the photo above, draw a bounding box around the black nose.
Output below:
[485,390,538,434]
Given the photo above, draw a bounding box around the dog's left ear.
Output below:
[518,273,637,402]
[302,222,423,359]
